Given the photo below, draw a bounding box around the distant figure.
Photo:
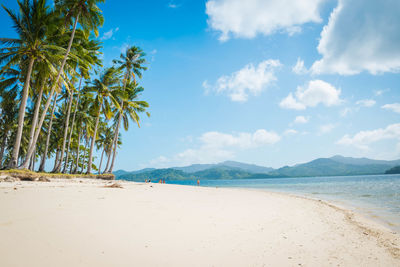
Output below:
[145,179,148,183]
[149,179,151,183]
[159,179,162,184]
[197,179,200,186]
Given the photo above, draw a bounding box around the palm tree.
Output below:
[107,81,150,173]
[0,0,58,168]
[62,33,102,173]
[106,46,147,173]
[85,67,121,174]
[22,0,104,169]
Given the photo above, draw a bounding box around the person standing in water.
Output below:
[197,179,200,186]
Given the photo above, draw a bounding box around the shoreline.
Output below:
[1,178,399,266]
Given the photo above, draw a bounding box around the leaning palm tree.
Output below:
[0,0,59,168]
[85,67,121,174]
[107,81,150,173]
[22,0,104,169]
[62,32,102,173]
[106,46,147,173]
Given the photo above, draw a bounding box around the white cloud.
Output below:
[284,129,298,136]
[375,89,390,96]
[311,0,400,75]
[319,123,335,134]
[280,80,342,110]
[356,99,376,108]
[148,129,281,168]
[205,0,325,41]
[101,27,119,41]
[168,1,180,8]
[294,116,309,124]
[382,103,400,114]
[292,58,308,75]
[205,59,281,102]
[337,123,400,150]
[340,107,353,117]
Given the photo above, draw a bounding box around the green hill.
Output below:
[385,166,400,174]
[270,158,391,177]
[118,167,284,182]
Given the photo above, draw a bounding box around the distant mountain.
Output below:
[118,167,284,182]
[385,166,400,174]
[119,168,188,181]
[330,155,400,166]
[113,170,128,177]
[115,156,400,181]
[172,161,273,174]
[172,163,216,173]
[269,158,395,177]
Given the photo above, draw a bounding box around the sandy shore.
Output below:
[0,179,399,267]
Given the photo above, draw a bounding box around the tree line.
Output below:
[0,0,150,174]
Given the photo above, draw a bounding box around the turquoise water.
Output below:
[170,174,400,231]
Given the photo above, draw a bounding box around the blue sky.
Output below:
[1,0,400,170]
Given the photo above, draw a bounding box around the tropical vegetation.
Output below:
[0,0,149,174]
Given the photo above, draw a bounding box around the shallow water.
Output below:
[170,174,400,231]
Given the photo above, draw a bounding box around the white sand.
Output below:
[0,179,399,267]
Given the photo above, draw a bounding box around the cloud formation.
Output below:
[292,58,308,75]
[206,0,325,41]
[382,103,400,114]
[101,27,119,40]
[356,99,376,108]
[337,123,400,150]
[294,116,309,124]
[148,129,281,168]
[311,0,400,75]
[204,59,281,102]
[280,80,342,110]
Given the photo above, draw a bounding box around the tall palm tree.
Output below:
[107,81,149,173]
[0,0,59,168]
[106,46,147,173]
[63,33,102,173]
[85,67,121,174]
[22,0,104,169]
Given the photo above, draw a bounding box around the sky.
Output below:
[1,0,400,171]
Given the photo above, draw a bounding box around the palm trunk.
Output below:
[74,128,82,174]
[0,131,8,168]
[81,136,89,174]
[20,12,81,169]
[103,150,111,174]
[98,148,105,175]
[8,58,35,169]
[106,71,129,174]
[55,91,73,173]
[38,93,58,172]
[52,148,61,171]
[107,112,122,173]
[27,83,44,150]
[86,109,101,174]
[63,77,82,173]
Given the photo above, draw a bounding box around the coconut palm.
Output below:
[0,0,60,168]
[107,81,150,173]
[106,46,147,173]
[85,67,121,174]
[23,0,104,169]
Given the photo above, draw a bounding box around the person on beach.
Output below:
[197,179,200,186]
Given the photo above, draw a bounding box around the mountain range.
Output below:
[115,156,400,182]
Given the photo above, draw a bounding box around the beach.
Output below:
[0,179,399,267]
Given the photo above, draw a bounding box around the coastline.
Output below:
[0,178,399,266]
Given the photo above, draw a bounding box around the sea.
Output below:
[169,174,400,232]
